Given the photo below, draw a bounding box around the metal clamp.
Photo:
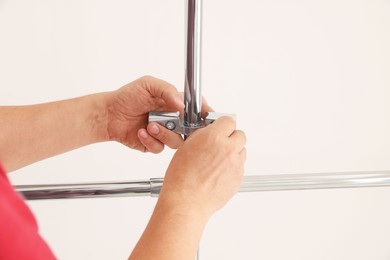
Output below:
[149,112,235,136]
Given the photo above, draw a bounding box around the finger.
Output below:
[208,116,237,137]
[137,128,164,154]
[229,130,247,152]
[201,96,215,118]
[239,147,247,163]
[140,76,184,111]
[177,92,185,116]
[176,93,214,118]
[147,123,184,149]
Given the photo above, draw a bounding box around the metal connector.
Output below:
[149,111,235,136]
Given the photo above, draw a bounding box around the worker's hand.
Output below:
[158,116,247,219]
[106,76,213,153]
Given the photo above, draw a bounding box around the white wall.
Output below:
[1,0,390,259]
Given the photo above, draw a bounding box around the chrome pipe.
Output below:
[16,171,390,200]
[184,0,202,130]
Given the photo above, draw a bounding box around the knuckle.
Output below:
[236,129,246,137]
[140,75,154,82]
[240,148,247,161]
[214,132,226,144]
[139,145,148,153]
[138,75,155,88]
[157,131,168,143]
[217,115,231,124]
[226,149,236,160]
[223,115,236,125]
[171,143,180,149]
[170,138,182,149]
[215,116,236,132]
[148,142,163,154]
[141,135,152,146]
[152,146,164,154]
[142,138,160,152]
[237,130,247,143]
[142,140,153,150]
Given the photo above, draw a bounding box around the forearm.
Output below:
[129,195,209,260]
[130,116,246,259]
[0,93,110,172]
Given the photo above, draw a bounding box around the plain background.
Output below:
[1,0,390,259]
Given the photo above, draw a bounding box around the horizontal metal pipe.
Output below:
[15,171,390,200]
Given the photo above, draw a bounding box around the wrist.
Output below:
[86,92,112,143]
[157,191,212,223]
[130,192,210,260]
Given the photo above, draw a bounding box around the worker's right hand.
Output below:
[158,116,247,219]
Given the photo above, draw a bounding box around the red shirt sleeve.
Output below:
[0,164,56,260]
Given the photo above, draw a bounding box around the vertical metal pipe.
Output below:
[184,3,203,257]
[184,0,202,133]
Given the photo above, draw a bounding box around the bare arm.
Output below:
[0,94,109,172]
[0,76,210,172]
[130,117,247,260]
[130,196,209,260]
[0,75,239,260]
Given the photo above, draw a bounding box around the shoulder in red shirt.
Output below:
[0,164,56,259]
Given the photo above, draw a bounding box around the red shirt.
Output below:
[0,164,56,259]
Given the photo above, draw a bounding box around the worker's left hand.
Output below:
[105,76,213,153]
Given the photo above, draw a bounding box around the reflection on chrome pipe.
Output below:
[184,0,202,129]
[16,171,390,200]
[18,180,153,200]
[239,171,390,192]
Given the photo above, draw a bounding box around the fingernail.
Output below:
[150,124,160,135]
[139,130,148,139]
